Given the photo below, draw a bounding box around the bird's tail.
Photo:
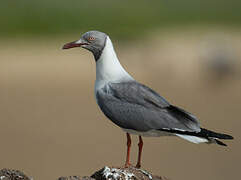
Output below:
[166,128,233,146]
[161,127,233,146]
[200,128,233,146]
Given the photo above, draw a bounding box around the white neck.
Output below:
[95,36,133,91]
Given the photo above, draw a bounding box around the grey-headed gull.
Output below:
[63,30,233,168]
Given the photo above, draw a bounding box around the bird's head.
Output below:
[63,30,107,60]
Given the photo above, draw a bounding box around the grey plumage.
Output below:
[81,31,107,60]
[96,80,200,133]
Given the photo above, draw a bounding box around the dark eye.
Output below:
[88,36,95,41]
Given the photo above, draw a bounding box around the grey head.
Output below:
[63,30,107,61]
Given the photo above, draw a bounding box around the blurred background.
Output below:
[0,0,240,180]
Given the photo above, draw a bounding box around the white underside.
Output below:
[122,128,174,137]
[175,134,208,144]
[122,128,209,144]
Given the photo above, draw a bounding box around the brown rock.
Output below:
[59,166,169,180]
[58,176,94,180]
[1,166,169,180]
[90,166,168,180]
[0,169,31,180]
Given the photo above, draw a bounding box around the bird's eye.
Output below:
[88,37,95,41]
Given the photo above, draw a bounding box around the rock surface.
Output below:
[0,169,31,180]
[59,166,168,180]
[0,166,169,180]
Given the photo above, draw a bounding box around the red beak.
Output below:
[62,41,89,49]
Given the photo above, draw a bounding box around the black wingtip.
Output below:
[201,128,233,140]
[219,134,234,140]
[215,139,227,146]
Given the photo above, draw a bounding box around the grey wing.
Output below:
[96,81,200,132]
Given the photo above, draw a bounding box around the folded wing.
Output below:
[96,81,200,132]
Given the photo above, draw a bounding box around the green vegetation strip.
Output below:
[1,0,241,39]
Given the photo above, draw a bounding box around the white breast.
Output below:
[94,36,133,94]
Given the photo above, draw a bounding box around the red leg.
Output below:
[136,136,143,168]
[125,133,131,167]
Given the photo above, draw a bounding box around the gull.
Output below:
[63,31,233,168]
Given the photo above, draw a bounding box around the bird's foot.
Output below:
[124,162,132,168]
[135,163,141,169]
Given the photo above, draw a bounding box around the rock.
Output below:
[0,169,31,180]
[58,176,94,180]
[59,166,169,180]
[0,166,169,180]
